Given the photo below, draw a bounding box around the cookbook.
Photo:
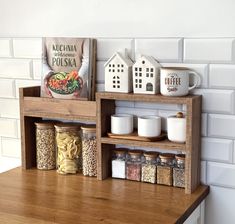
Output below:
[41,37,96,100]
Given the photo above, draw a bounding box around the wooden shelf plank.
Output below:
[23,96,96,121]
[101,137,186,151]
[96,91,200,104]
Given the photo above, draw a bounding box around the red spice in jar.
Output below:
[126,164,141,181]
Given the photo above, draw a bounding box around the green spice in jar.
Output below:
[141,151,159,184]
[157,153,174,186]
[173,154,185,188]
[35,122,56,170]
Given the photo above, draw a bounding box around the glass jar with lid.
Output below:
[173,154,185,188]
[141,151,159,184]
[81,125,97,177]
[55,124,82,174]
[157,153,175,186]
[112,148,128,179]
[126,150,143,181]
[35,122,56,170]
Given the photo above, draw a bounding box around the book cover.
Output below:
[41,37,96,100]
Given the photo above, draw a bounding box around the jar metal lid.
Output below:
[55,123,80,131]
[159,153,175,159]
[128,150,143,155]
[144,151,159,158]
[175,154,186,160]
[35,122,56,129]
[113,148,128,154]
[81,125,96,132]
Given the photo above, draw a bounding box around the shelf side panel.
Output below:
[96,98,115,180]
[185,96,202,194]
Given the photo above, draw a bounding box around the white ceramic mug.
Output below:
[138,115,161,137]
[160,67,201,96]
[167,115,186,143]
[111,114,133,135]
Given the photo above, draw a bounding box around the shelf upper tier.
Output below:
[96,91,201,104]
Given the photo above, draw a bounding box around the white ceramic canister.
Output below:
[138,115,161,137]
[167,113,186,143]
[111,114,133,135]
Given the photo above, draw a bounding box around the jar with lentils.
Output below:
[173,154,185,188]
[55,124,82,175]
[126,150,143,182]
[112,148,127,179]
[81,125,97,177]
[157,153,175,186]
[141,151,159,184]
[35,122,56,170]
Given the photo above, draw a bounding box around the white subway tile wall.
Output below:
[1,37,235,224]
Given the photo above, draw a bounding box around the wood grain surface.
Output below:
[0,168,209,224]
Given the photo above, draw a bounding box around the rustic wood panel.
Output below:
[23,97,96,121]
[96,92,199,104]
[0,168,209,224]
[96,97,115,180]
[101,137,186,151]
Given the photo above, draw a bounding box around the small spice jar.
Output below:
[157,153,175,186]
[81,125,97,177]
[141,151,159,184]
[173,154,185,188]
[55,124,82,175]
[35,122,56,170]
[112,148,127,179]
[126,150,143,181]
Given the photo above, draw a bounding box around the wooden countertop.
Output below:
[0,168,209,224]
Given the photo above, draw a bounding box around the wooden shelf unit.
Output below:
[19,86,96,169]
[96,92,202,194]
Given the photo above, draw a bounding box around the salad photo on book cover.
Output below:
[41,37,95,100]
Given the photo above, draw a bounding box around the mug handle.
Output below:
[188,71,201,90]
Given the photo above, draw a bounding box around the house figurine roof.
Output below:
[104,51,133,67]
[134,55,161,67]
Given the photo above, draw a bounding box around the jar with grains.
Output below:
[35,122,56,170]
[55,124,82,174]
[157,153,175,186]
[112,148,128,179]
[141,151,159,184]
[126,150,143,182]
[173,154,185,188]
[81,125,97,177]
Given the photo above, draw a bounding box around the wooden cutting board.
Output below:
[107,131,167,142]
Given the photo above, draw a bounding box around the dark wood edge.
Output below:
[176,186,210,224]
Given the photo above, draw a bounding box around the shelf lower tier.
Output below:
[100,137,186,151]
[0,168,209,224]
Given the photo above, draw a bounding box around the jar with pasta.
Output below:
[157,153,175,186]
[81,125,97,177]
[126,150,143,182]
[141,151,159,184]
[55,124,82,174]
[35,122,56,170]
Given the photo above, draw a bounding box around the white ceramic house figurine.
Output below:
[104,51,133,93]
[133,55,161,94]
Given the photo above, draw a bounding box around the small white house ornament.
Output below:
[104,51,133,93]
[133,55,161,94]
